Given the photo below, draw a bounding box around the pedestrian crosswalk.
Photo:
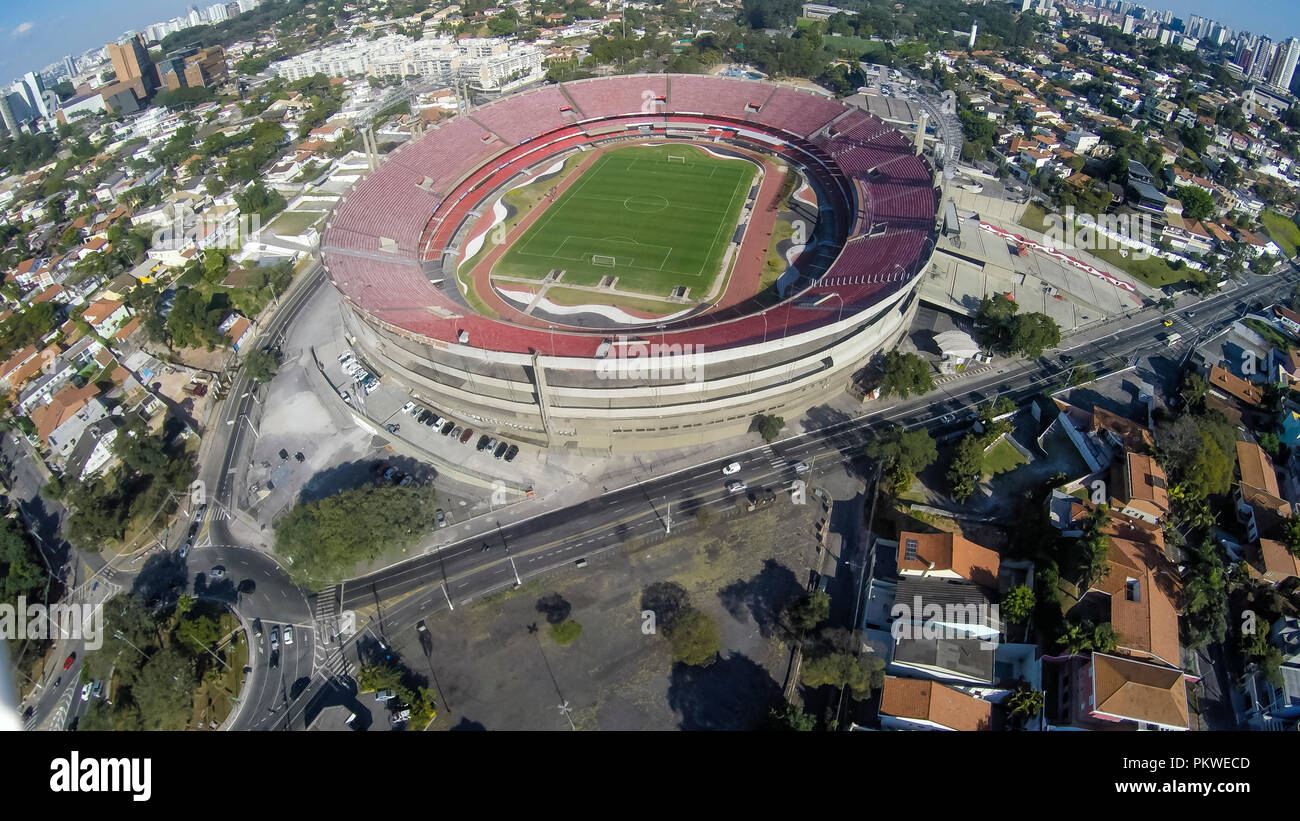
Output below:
[311,586,354,679]
[759,444,786,470]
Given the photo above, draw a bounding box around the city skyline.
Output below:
[1,1,1299,91]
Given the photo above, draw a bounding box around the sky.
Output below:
[1155,0,1300,40]
[1,0,1298,84]
[0,0,184,84]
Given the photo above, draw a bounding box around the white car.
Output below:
[283,626,294,646]
[80,683,92,702]
[364,380,380,395]
[721,462,741,475]
[402,401,416,414]
[726,480,747,494]
[337,351,354,363]
[793,462,809,474]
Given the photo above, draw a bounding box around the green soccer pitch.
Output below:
[493,144,757,298]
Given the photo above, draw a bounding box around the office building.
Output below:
[107,33,158,96]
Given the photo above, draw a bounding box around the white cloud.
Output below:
[12,22,34,38]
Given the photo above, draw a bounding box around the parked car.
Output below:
[504,444,518,462]
[339,390,350,402]
[459,428,474,444]
[283,626,294,646]
[253,619,263,640]
[417,410,433,425]
[451,426,463,439]
[364,380,380,395]
[179,540,192,559]
[398,475,413,487]
[375,689,396,702]
[435,509,447,528]
[477,434,491,451]
[494,441,509,458]
[721,461,741,475]
[485,438,498,452]
[385,423,400,433]
[417,620,427,634]
[80,683,92,702]
[402,401,416,414]
[91,680,103,699]
[440,421,455,436]
[270,626,280,651]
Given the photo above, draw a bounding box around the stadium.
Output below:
[321,74,940,451]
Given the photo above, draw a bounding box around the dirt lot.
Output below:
[412,501,823,730]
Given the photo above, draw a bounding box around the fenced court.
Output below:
[493,144,757,299]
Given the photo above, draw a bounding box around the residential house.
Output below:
[878,677,994,731]
[1246,538,1300,585]
[1207,364,1264,407]
[80,298,132,337]
[1045,652,1190,730]
[895,530,1001,589]
[1234,441,1291,543]
[219,313,254,351]
[1110,451,1170,526]
[1237,617,1300,730]
[29,383,102,455]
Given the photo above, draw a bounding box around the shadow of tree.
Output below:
[535,593,572,625]
[640,581,690,634]
[716,558,805,640]
[666,652,781,730]
[131,551,188,608]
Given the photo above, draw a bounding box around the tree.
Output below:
[787,591,830,632]
[133,648,197,731]
[753,413,784,443]
[1178,186,1215,221]
[1181,540,1228,648]
[1009,312,1061,358]
[763,702,815,731]
[274,484,438,585]
[879,350,934,398]
[243,349,279,384]
[947,433,985,503]
[665,609,721,666]
[1282,515,1300,558]
[1077,505,1111,591]
[1004,684,1044,730]
[549,620,582,646]
[865,426,937,496]
[1001,585,1035,624]
[1055,620,1118,655]
[800,651,885,699]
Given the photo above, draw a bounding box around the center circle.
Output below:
[624,194,669,214]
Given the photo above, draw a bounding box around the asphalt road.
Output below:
[265,264,1298,730]
[19,254,1294,731]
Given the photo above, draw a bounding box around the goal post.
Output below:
[591,254,618,267]
[666,154,687,164]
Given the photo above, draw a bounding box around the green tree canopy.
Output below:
[275,484,438,585]
[665,609,721,666]
[879,350,934,398]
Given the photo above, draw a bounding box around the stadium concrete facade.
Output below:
[322,74,940,451]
